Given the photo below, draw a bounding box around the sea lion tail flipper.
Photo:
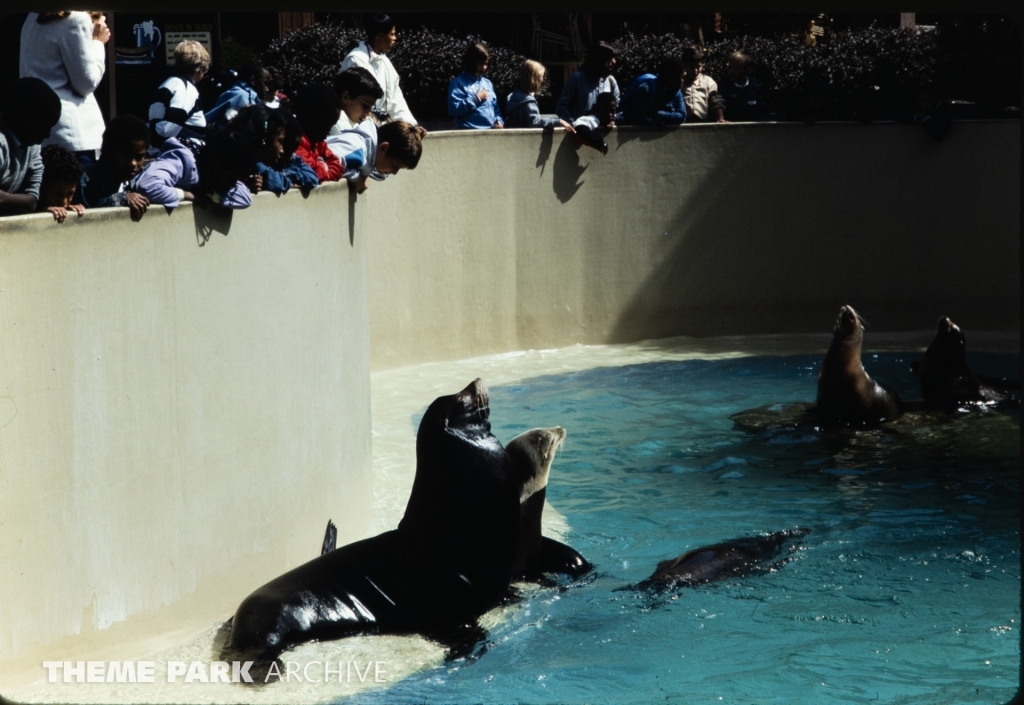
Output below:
[538,536,593,579]
[321,520,337,555]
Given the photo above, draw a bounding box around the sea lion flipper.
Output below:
[537,536,593,579]
[321,520,337,555]
[424,622,490,664]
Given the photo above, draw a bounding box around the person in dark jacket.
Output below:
[620,56,687,127]
[256,109,318,195]
[556,41,621,122]
[206,62,273,129]
[77,114,150,218]
[719,51,767,122]
[505,60,574,132]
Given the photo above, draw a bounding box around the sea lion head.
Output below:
[418,378,495,450]
[927,316,967,365]
[832,304,867,342]
[506,427,566,502]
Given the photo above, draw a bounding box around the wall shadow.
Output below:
[193,205,234,247]
[552,134,587,203]
[606,124,1021,343]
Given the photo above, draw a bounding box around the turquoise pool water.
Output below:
[348,352,1020,705]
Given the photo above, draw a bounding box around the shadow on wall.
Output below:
[194,205,233,246]
[607,124,1020,341]
[552,134,587,203]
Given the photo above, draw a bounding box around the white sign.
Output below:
[165,31,213,66]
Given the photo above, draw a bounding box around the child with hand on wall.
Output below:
[36,144,84,222]
[0,78,61,216]
[326,119,422,194]
[505,60,575,132]
[77,114,150,219]
[232,104,318,196]
[294,85,344,183]
[719,51,766,122]
[681,46,726,123]
[572,91,617,155]
[132,130,255,216]
[620,56,687,127]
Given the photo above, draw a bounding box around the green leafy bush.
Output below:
[261,23,525,121]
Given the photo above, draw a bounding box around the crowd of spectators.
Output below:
[0,12,956,222]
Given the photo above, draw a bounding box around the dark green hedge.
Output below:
[261,24,525,121]
[260,20,1019,122]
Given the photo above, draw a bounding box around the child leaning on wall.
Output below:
[330,67,383,134]
[719,51,767,122]
[572,91,617,155]
[77,114,151,219]
[620,56,687,127]
[325,119,422,194]
[505,60,575,132]
[0,77,61,216]
[131,130,255,216]
[681,45,726,124]
[293,84,344,183]
[231,104,318,196]
[36,144,84,222]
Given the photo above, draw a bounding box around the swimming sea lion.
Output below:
[816,305,903,426]
[226,379,521,660]
[635,528,811,592]
[917,316,1018,409]
[505,427,592,583]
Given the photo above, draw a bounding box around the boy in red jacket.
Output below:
[293,85,343,182]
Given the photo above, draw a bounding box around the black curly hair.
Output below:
[40,144,84,185]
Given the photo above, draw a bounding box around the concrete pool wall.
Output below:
[0,121,1018,686]
[364,121,1020,368]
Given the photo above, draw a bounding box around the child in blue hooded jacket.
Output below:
[620,57,688,127]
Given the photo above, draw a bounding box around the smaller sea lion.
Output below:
[505,427,592,583]
[817,305,903,426]
[635,528,811,592]
[917,316,1019,409]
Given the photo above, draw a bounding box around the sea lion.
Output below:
[505,427,592,583]
[634,528,811,592]
[917,316,1019,409]
[816,305,903,426]
[225,379,521,660]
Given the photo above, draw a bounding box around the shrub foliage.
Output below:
[261,20,1018,122]
[261,23,525,120]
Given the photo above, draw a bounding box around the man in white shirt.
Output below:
[339,14,427,137]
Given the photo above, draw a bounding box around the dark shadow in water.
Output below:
[552,134,587,203]
[193,204,233,247]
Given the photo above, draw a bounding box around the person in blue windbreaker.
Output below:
[447,43,503,130]
[206,62,273,130]
[620,56,687,127]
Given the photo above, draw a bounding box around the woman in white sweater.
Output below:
[339,13,426,137]
[19,11,109,159]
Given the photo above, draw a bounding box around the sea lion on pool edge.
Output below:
[817,305,903,426]
[634,528,811,592]
[505,427,592,583]
[917,316,1019,409]
[225,379,520,661]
